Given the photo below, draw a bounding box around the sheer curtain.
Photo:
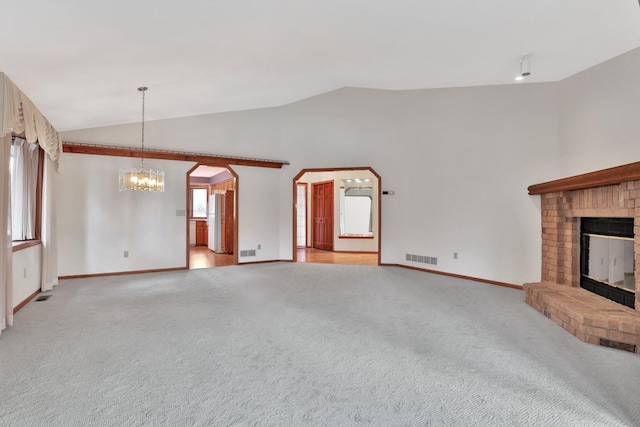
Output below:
[0,135,13,333]
[10,138,39,240]
[41,155,58,291]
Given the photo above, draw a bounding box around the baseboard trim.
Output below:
[59,267,187,280]
[13,288,41,314]
[381,263,522,290]
[332,250,378,254]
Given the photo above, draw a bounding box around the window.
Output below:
[191,187,208,218]
[339,179,373,237]
[10,139,41,242]
[296,183,307,247]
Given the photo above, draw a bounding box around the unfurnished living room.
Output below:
[2,1,640,426]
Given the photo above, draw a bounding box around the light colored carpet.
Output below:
[1,263,639,426]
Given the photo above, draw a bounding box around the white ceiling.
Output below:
[190,165,228,178]
[1,0,639,132]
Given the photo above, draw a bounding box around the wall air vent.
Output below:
[240,250,256,257]
[406,253,437,265]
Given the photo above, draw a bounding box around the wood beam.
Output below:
[528,161,640,195]
[62,142,288,169]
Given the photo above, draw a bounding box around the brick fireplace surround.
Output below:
[526,163,640,354]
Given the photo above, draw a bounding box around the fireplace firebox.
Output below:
[580,217,635,309]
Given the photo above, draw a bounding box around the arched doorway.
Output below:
[292,167,381,265]
[187,164,239,269]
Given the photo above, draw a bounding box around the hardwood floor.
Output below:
[189,246,235,269]
[190,246,377,268]
[297,248,378,265]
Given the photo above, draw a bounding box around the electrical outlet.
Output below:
[124,250,129,258]
[257,244,261,250]
[454,252,458,260]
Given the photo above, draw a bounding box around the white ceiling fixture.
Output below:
[0,1,639,131]
[515,55,532,81]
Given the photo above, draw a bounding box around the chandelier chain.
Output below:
[139,86,147,168]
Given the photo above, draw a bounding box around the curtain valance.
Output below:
[1,72,62,168]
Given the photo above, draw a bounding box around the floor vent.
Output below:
[35,295,51,302]
[599,338,636,353]
[406,253,437,265]
[240,249,256,257]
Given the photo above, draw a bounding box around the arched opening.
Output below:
[293,167,381,265]
[186,164,239,269]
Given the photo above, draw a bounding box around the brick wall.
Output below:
[540,181,640,311]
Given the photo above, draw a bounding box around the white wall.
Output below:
[233,165,280,262]
[47,47,640,285]
[62,107,283,161]
[559,47,640,177]
[62,56,640,285]
[12,245,41,308]
[56,153,193,276]
[59,83,561,284]
[280,85,560,284]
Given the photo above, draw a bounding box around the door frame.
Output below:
[186,164,239,268]
[292,167,381,264]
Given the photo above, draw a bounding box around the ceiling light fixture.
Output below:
[119,87,165,192]
[515,55,531,81]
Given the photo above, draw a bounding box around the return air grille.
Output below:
[599,338,636,353]
[240,250,256,257]
[406,253,437,265]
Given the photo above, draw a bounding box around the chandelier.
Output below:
[119,86,165,192]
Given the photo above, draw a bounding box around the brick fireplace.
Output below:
[525,163,640,354]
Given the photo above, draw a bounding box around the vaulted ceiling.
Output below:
[1,0,639,132]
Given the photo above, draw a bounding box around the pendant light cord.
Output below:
[139,86,148,169]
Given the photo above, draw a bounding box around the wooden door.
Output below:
[312,181,333,251]
[196,221,206,246]
[222,190,235,254]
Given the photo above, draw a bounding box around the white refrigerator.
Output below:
[207,194,223,253]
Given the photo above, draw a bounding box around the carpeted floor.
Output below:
[1,263,639,426]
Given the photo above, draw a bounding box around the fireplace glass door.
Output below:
[580,217,635,308]
[584,234,634,290]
